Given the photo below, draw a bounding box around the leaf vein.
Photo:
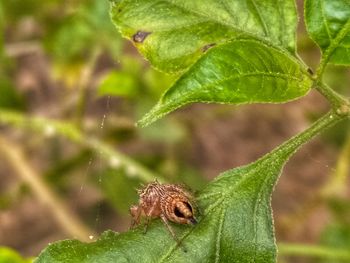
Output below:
[215,208,226,263]
[248,0,269,37]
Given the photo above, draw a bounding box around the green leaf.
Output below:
[320,222,350,263]
[45,0,122,64]
[138,38,312,127]
[110,0,297,72]
[0,247,32,263]
[35,112,342,263]
[305,0,350,66]
[98,71,139,98]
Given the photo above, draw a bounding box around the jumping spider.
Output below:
[130,181,198,246]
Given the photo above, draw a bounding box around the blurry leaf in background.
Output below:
[100,169,140,215]
[98,71,139,98]
[0,77,25,110]
[320,223,350,263]
[41,0,123,86]
[319,198,350,263]
[139,118,186,144]
[0,247,32,263]
[305,0,350,65]
[45,0,122,64]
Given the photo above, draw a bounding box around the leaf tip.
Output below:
[136,102,175,128]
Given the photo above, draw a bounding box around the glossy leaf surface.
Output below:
[110,0,297,72]
[305,0,350,65]
[138,38,312,127]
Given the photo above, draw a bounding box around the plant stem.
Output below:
[0,110,162,183]
[315,81,350,112]
[0,136,95,241]
[266,110,346,163]
[278,243,350,261]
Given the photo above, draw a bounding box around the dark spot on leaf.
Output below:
[202,43,216,52]
[132,31,151,43]
[307,68,314,75]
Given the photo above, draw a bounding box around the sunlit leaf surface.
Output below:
[138,38,312,127]
[110,0,297,72]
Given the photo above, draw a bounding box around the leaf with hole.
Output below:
[110,0,297,72]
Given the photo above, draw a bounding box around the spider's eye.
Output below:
[174,207,185,218]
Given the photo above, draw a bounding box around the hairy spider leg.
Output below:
[130,205,142,229]
[143,200,158,234]
[160,215,181,245]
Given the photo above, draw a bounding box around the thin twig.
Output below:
[278,242,350,260]
[0,109,162,183]
[0,136,95,241]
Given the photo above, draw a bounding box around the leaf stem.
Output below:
[315,81,350,113]
[278,243,350,260]
[266,110,346,162]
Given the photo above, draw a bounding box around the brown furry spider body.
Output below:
[130,181,197,245]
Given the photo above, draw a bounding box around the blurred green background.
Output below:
[0,1,349,262]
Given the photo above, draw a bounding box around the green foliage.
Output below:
[110,0,297,73]
[320,198,350,263]
[35,113,343,262]
[138,37,312,126]
[98,71,139,98]
[45,0,122,64]
[3,0,348,262]
[0,247,31,263]
[305,0,350,66]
